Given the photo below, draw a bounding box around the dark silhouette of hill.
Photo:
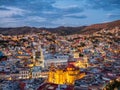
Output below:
[46,26,86,35]
[0,20,120,35]
[0,26,45,35]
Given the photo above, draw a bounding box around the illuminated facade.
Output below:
[19,70,30,79]
[73,52,80,58]
[73,51,89,68]
[32,42,44,68]
[75,56,89,68]
[48,64,85,85]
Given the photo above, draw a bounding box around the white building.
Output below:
[19,69,30,79]
[32,42,69,69]
[44,54,69,68]
[32,66,41,78]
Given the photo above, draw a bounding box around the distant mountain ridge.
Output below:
[0,20,120,35]
[80,20,120,34]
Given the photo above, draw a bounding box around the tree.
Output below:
[80,42,86,47]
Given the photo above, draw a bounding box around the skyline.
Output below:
[0,0,120,27]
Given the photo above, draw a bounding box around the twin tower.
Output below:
[32,42,44,68]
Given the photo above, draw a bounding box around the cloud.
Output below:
[0,6,27,18]
[53,4,79,9]
[64,15,87,19]
[0,0,84,16]
[0,0,56,12]
[0,0,86,27]
[51,17,83,27]
[0,17,26,27]
[26,16,46,22]
[40,7,84,20]
[63,7,84,14]
[0,17,17,23]
[0,0,119,27]
[0,5,30,27]
[107,13,120,19]
[85,0,120,10]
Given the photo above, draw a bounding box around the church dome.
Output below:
[67,64,77,71]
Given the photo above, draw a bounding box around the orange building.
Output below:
[48,64,85,85]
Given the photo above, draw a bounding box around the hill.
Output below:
[0,20,120,35]
[80,20,120,34]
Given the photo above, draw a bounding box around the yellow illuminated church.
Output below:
[48,64,85,85]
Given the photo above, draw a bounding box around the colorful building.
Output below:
[48,64,85,85]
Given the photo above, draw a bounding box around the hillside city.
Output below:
[0,26,120,90]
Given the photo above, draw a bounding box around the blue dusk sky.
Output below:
[0,0,120,27]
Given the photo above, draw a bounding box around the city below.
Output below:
[0,20,120,90]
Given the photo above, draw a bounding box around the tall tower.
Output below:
[83,56,88,68]
[37,41,44,68]
[32,49,36,63]
[32,41,44,68]
[39,44,44,68]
